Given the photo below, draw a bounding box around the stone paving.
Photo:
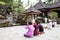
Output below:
[0,24,60,40]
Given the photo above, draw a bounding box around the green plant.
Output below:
[51,12,58,18]
[0,1,5,5]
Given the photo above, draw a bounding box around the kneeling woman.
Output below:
[33,20,40,36]
[24,22,35,38]
[39,24,44,34]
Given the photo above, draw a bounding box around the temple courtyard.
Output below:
[0,23,60,40]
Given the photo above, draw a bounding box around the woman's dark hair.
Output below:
[35,20,39,24]
[28,22,32,25]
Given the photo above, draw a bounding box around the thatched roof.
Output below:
[47,1,60,8]
[33,1,46,9]
[24,7,41,14]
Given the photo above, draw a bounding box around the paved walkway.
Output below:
[0,24,60,40]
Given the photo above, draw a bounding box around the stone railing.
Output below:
[56,18,60,24]
[0,19,9,27]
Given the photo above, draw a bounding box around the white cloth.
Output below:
[32,19,35,24]
[48,22,52,29]
[44,17,47,23]
[48,21,57,29]
[52,22,57,27]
